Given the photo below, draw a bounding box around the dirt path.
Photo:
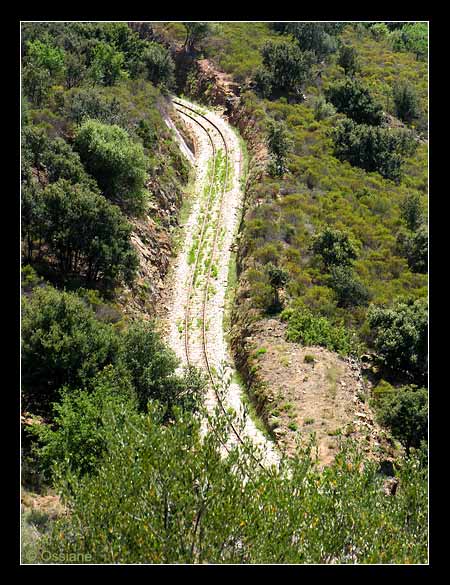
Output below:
[164,97,279,468]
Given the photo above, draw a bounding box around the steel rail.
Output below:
[174,100,271,475]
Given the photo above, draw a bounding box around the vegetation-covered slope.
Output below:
[21,21,428,564]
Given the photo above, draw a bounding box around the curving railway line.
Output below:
[172,99,274,474]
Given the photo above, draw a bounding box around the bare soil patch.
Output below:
[245,318,397,466]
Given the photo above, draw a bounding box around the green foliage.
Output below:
[256,40,314,98]
[63,88,124,126]
[370,23,390,40]
[282,306,356,355]
[25,39,66,79]
[331,118,418,181]
[89,41,128,86]
[329,265,371,308]
[393,81,420,124]
[183,22,211,52]
[313,96,336,121]
[74,119,148,215]
[266,119,292,177]
[40,404,427,563]
[277,23,339,60]
[389,23,428,60]
[374,385,428,453]
[326,78,383,126]
[22,63,52,106]
[21,287,120,416]
[400,192,424,231]
[29,366,137,480]
[142,42,175,89]
[312,227,358,270]
[118,321,207,414]
[22,126,97,189]
[47,179,137,285]
[396,226,428,274]
[367,297,428,382]
[337,44,359,75]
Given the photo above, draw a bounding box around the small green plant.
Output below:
[288,421,298,431]
[304,417,315,425]
[304,354,315,364]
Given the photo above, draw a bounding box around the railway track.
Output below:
[173,99,272,474]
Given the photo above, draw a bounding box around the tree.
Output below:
[257,41,314,98]
[89,41,128,86]
[367,297,428,382]
[183,22,211,52]
[119,322,206,415]
[331,118,417,181]
[400,193,424,231]
[325,78,384,126]
[22,63,52,106]
[266,120,292,177]
[265,262,289,314]
[40,403,428,563]
[64,88,124,126]
[25,39,66,79]
[74,120,148,215]
[39,179,139,287]
[393,81,420,124]
[375,386,428,454]
[390,23,428,60]
[142,42,175,89]
[396,226,428,274]
[282,23,339,60]
[29,365,137,480]
[311,227,358,270]
[328,265,371,308]
[337,44,359,76]
[22,127,98,189]
[21,286,120,416]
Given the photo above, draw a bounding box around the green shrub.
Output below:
[74,119,148,215]
[374,385,428,454]
[367,297,427,382]
[40,403,428,563]
[21,286,120,417]
[326,78,383,126]
[281,306,356,355]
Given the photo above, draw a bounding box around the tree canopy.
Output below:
[74,119,149,215]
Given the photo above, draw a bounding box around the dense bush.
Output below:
[29,366,137,480]
[118,321,206,414]
[328,265,371,308]
[142,42,175,89]
[325,78,384,126]
[22,178,139,289]
[374,385,428,454]
[311,227,358,270]
[400,192,424,232]
[38,403,427,563]
[393,81,420,124]
[74,119,149,215]
[281,306,356,355]
[88,41,128,86]
[389,23,428,60]
[337,44,359,75]
[21,287,120,416]
[274,23,340,60]
[396,226,428,274]
[331,118,418,181]
[367,297,427,382]
[22,127,97,189]
[266,119,292,177]
[255,40,314,98]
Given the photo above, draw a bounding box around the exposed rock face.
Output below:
[116,115,196,323]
